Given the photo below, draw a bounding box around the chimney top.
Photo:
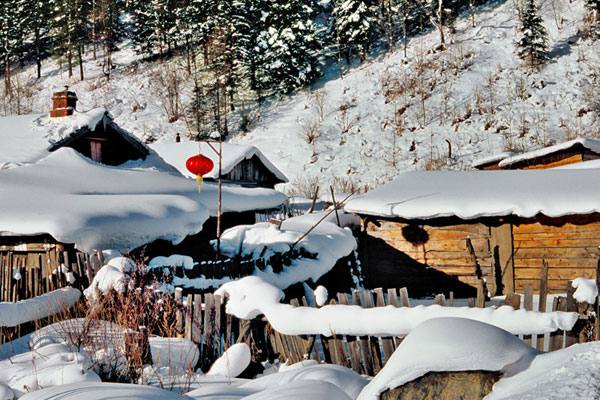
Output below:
[50,89,78,118]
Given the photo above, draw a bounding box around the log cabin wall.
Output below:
[359,220,493,297]
[512,220,600,293]
[221,156,280,188]
[360,215,600,296]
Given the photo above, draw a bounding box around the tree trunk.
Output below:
[35,29,42,79]
[78,44,84,81]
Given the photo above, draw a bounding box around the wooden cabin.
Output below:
[473,138,600,170]
[345,169,600,297]
[0,92,149,168]
[149,141,288,189]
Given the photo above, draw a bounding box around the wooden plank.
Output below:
[513,238,600,248]
[399,287,410,307]
[368,222,490,236]
[192,294,202,345]
[515,279,581,293]
[549,297,565,351]
[214,295,223,357]
[291,299,312,361]
[373,288,395,364]
[327,298,348,367]
[434,294,446,306]
[174,288,184,337]
[490,224,514,294]
[353,290,374,376]
[363,290,383,374]
[513,222,600,235]
[514,258,598,268]
[338,293,363,374]
[537,260,549,350]
[203,294,216,369]
[476,281,485,308]
[184,296,193,341]
[513,247,600,259]
[386,288,403,348]
[504,293,521,309]
[515,267,595,280]
[523,285,534,345]
[565,282,578,348]
[380,237,490,253]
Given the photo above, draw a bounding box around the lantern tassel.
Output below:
[197,174,203,192]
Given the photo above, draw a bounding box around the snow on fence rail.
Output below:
[174,279,594,376]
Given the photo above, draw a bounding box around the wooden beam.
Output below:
[490,224,514,294]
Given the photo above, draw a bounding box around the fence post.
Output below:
[565,281,578,348]
[523,285,533,345]
[537,260,549,350]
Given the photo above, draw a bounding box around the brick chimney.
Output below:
[50,86,77,118]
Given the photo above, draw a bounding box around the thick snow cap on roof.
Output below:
[0,148,287,252]
[149,141,288,183]
[0,109,112,167]
[471,151,516,169]
[498,137,600,168]
[344,169,600,220]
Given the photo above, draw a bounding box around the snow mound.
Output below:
[0,343,101,398]
[314,285,328,307]
[187,363,366,400]
[19,382,192,400]
[0,288,81,327]
[216,276,577,337]
[357,317,540,400]
[148,254,195,270]
[488,342,600,400]
[571,277,598,304]
[206,343,251,379]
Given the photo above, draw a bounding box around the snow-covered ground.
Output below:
[2,313,599,400]
[4,0,598,193]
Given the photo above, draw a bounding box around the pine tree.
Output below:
[95,0,125,78]
[517,0,548,69]
[19,0,52,79]
[332,0,377,63]
[0,0,23,97]
[129,0,176,59]
[259,0,322,93]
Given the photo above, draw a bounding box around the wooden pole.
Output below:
[330,186,341,227]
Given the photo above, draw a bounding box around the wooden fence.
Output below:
[0,246,103,303]
[176,278,597,375]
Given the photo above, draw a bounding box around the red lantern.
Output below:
[186,154,214,192]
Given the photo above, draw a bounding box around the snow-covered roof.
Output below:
[149,141,288,183]
[344,169,600,221]
[0,109,112,167]
[471,151,516,169]
[498,138,600,168]
[0,148,287,252]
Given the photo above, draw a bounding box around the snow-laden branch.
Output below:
[0,287,81,327]
[216,277,578,336]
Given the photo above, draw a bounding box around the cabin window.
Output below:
[90,140,102,163]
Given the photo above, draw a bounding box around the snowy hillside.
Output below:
[4,0,600,193]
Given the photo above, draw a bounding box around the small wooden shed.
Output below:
[473,138,600,170]
[345,169,600,296]
[0,108,149,168]
[149,141,288,189]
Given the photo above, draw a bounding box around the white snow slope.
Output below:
[3,1,598,193]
